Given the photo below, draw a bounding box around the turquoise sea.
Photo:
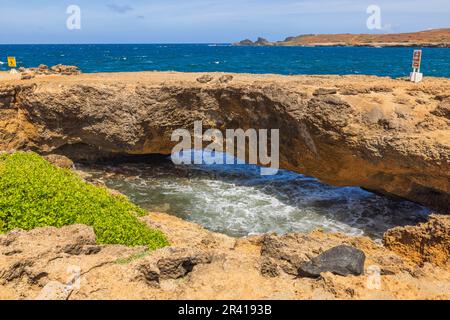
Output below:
[1,44,449,77]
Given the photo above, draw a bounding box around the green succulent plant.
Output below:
[0,152,169,250]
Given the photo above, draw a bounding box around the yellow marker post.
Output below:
[7,56,18,75]
[7,56,17,68]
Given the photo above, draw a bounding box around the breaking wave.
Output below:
[80,150,429,239]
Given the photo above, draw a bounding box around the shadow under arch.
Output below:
[79,150,430,239]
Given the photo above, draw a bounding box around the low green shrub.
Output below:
[0,152,169,250]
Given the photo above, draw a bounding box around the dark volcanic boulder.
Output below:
[298,245,365,278]
[235,39,254,46]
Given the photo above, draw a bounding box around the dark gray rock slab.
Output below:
[298,245,365,278]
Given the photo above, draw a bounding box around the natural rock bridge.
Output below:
[0,72,449,212]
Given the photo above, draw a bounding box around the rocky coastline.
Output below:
[1,71,449,212]
[0,200,449,300]
[0,71,449,299]
[234,28,450,47]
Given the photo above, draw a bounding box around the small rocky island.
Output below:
[235,37,274,46]
[234,28,450,47]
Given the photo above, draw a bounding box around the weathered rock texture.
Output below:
[384,214,450,269]
[298,245,366,278]
[0,72,449,211]
[18,64,81,80]
[1,213,449,300]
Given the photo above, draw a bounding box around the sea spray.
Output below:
[80,150,429,239]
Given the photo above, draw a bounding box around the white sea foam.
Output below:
[82,150,429,239]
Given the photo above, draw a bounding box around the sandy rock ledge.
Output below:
[0,213,449,300]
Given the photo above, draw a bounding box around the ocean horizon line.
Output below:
[1,43,448,49]
[0,43,233,46]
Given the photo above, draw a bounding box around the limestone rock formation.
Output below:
[16,64,81,80]
[44,154,74,169]
[136,247,212,286]
[196,74,214,83]
[1,213,449,299]
[21,73,35,80]
[0,72,449,211]
[383,214,450,269]
[218,75,233,83]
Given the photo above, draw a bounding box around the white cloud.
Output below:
[107,4,134,14]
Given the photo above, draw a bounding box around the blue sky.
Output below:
[0,0,448,43]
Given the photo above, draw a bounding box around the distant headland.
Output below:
[234,28,450,47]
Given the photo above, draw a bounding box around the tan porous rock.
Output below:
[0,72,449,211]
[0,213,449,300]
[384,215,450,269]
[44,154,74,169]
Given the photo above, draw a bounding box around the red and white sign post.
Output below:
[410,50,423,83]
